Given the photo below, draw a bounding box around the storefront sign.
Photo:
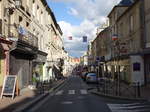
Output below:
[112,34,118,41]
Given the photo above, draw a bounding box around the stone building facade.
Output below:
[88,0,147,85]
[115,0,144,84]
[0,0,38,89]
[143,0,150,84]
[0,0,65,91]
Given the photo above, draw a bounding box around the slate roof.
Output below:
[118,0,135,6]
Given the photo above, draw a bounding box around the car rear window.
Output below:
[87,73,96,76]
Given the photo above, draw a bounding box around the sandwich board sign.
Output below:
[1,75,17,99]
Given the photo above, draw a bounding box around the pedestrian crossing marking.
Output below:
[80,89,88,94]
[61,101,73,105]
[68,90,75,94]
[54,89,88,96]
[55,90,63,95]
[107,103,150,112]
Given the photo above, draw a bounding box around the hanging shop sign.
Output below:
[112,34,118,41]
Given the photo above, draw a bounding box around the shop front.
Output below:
[0,38,12,91]
[9,39,38,89]
[106,54,144,85]
[32,50,47,82]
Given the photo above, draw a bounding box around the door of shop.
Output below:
[17,59,30,89]
[10,55,31,89]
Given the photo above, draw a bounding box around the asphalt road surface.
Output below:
[28,76,150,112]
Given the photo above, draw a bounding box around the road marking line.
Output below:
[68,90,75,94]
[108,103,143,106]
[80,89,88,94]
[107,103,150,112]
[61,101,73,105]
[55,90,63,95]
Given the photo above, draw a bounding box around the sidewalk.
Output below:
[141,85,150,100]
[90,80,150,101]
[0,79,65,112]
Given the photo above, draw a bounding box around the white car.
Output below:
[86,72,97,83]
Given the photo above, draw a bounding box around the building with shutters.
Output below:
[0,0,65,92]
[143,0,150,85]
[88,0,147,85]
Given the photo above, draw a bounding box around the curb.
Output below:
[91,91,147,102]
[13,80,66,112]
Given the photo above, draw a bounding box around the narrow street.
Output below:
[27,76,150,112]
[1,0,150,112]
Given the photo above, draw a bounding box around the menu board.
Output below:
[1,75,17,99]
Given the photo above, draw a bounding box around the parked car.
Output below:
[81,72,88,81]
[86,72,97,83]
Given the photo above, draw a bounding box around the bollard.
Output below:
[134,83,137,98]
[97,81,100,92]
[137,82,141,97]
[115,81,118,96]
[104,79,107,95]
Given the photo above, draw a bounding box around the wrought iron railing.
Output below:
[9,25,38,48]
[18,31,38,47]
[97,78,141,98]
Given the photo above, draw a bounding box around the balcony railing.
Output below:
[47,60,62,67]
[9,25,38,48]
[18,31,38,47]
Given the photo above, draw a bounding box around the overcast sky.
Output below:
[46,0,121,57]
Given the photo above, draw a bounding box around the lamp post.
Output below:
[112,34,120,96]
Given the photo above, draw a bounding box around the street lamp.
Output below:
[112,34,120,96]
